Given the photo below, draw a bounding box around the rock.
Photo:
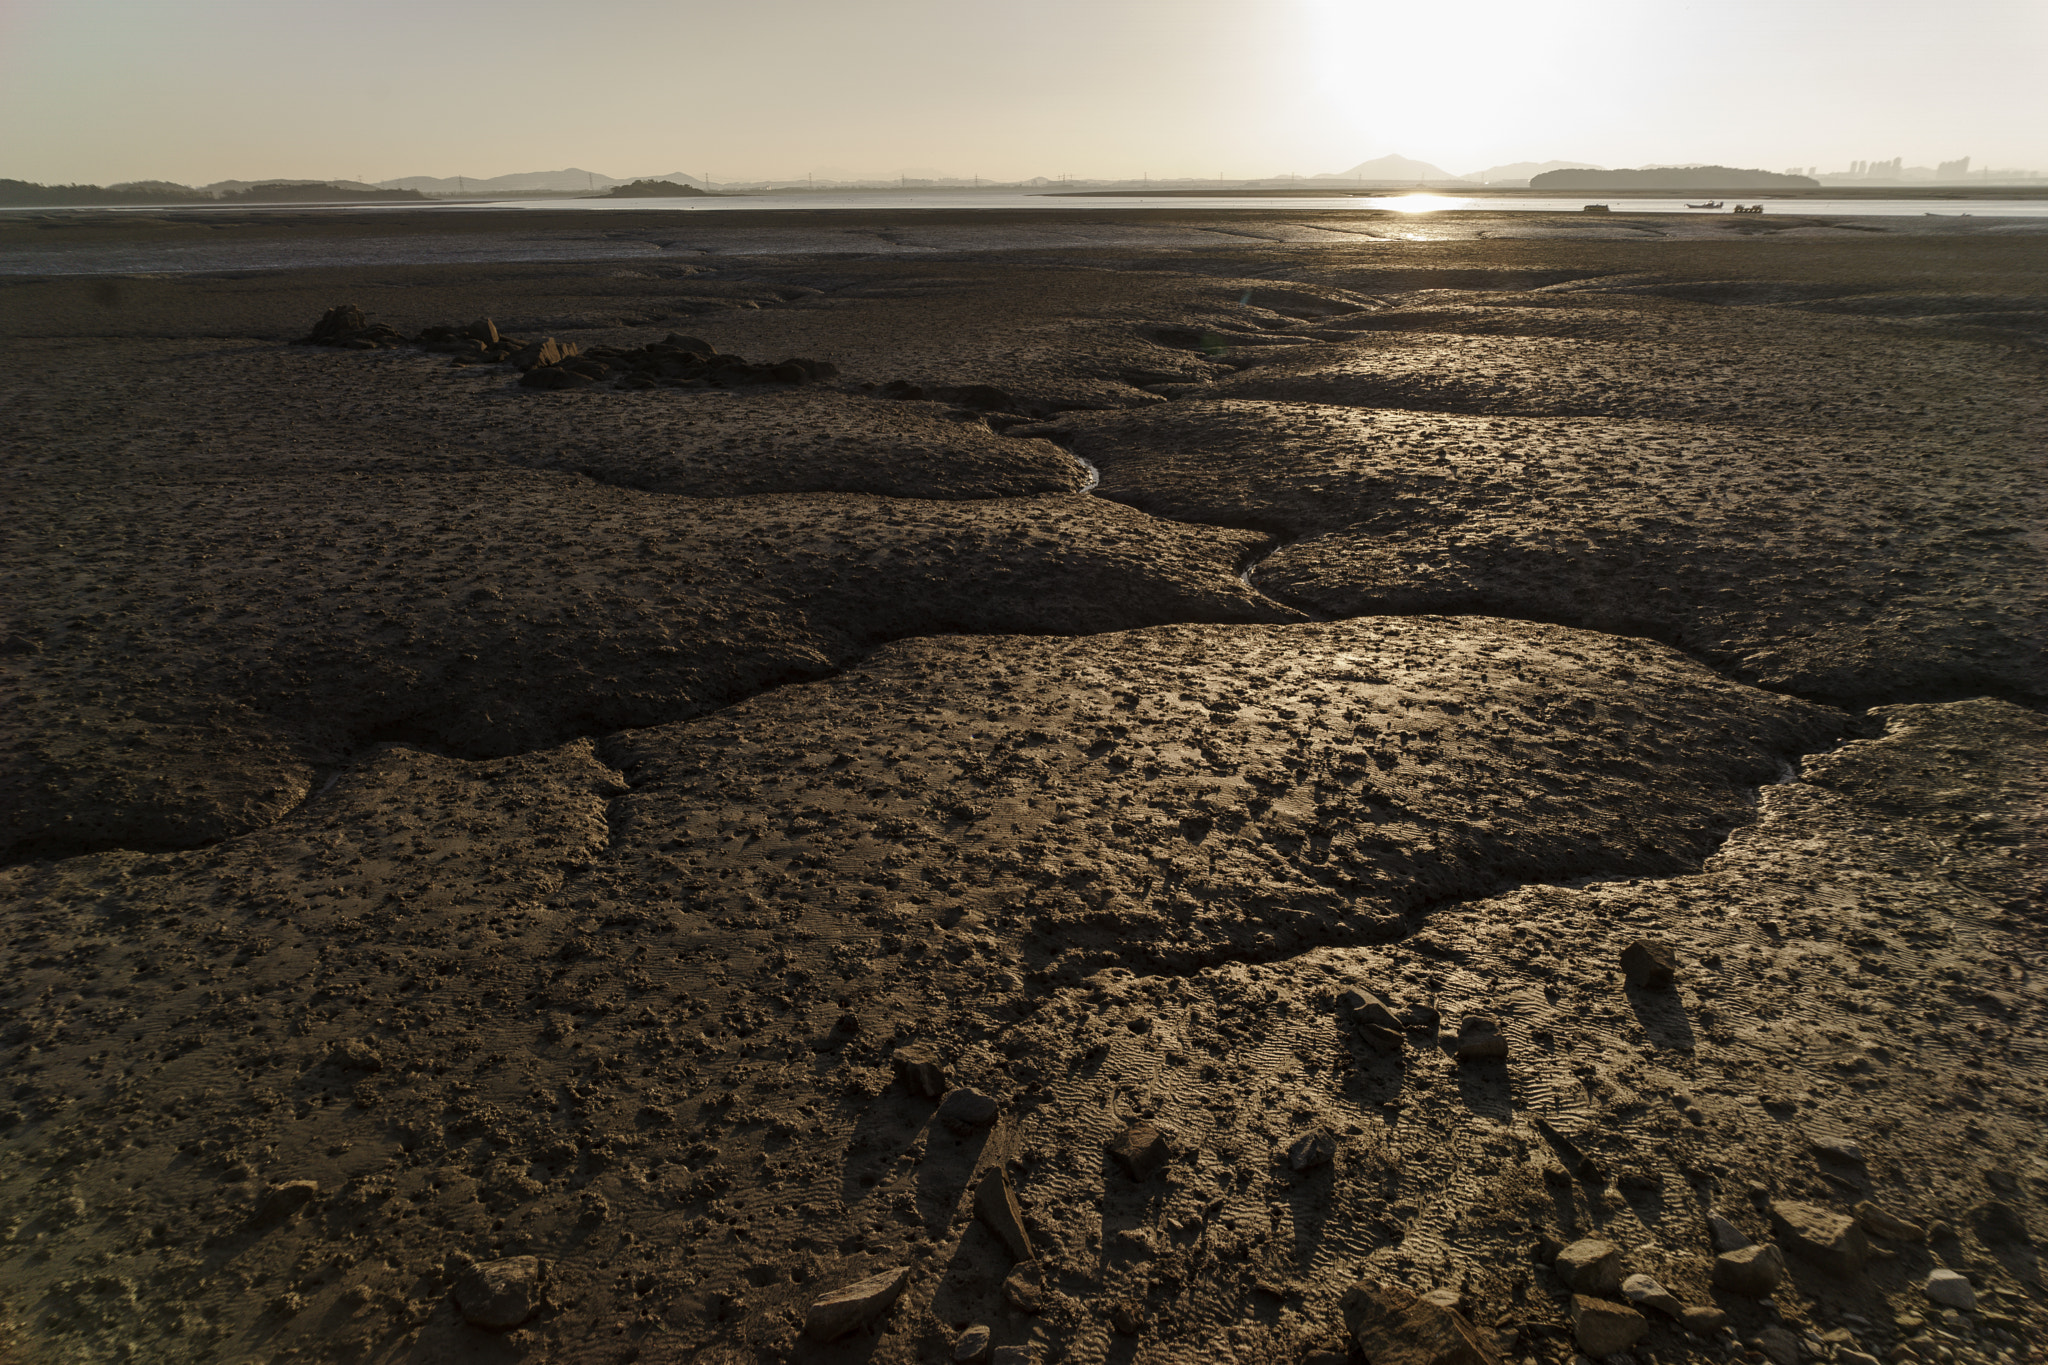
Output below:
[462,317,499,345]
[952,1322,991,1361]
[1709,1211,1754,1251]
[1001,1263,1045,1314]
[973,1168,1034,1263]
[329,1037,383,1072]
[1854,1200,1926,1242]
[1770,1199,1870,1275]
[893,1047,948,1099]
[1680,1304,1730,1335]
[1339,987,1404,1031]
[1106,1298,1143,1335]
[936,1087,999,1133]
[1287,1130,1337,1172]
[1339,1279,1505,1365]
[302,304,367,344]
[1809,1135,1865,1163]
[661,333,715,352]
[1620,938,1678,988]
[1554,1239,1624,1296]
[1109,1120,1172,1181]
[1713,1242,1786,1296]
[1922,1268,1975,1310]
[453,1256,544,1331]
[510,337,579,370]
[1403,1002,1441,1030]
[1569,1295,1647,1356]
[804,1266,910,1341]
[251,1180,319,1225]
[989,1349,1033,1365]
[1620,1272,1683,1318]
[1453,1015,1509,1061]
[1756,1324,1803,1365]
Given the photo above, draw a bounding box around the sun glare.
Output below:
[1388,194,1459,213]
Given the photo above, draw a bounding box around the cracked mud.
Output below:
[1,210,2044,1365]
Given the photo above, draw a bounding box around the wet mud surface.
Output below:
[2,214,2045,1365]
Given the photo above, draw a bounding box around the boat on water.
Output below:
[1686,201,1724,209]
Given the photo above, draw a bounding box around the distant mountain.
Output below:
[1314,154,1461,183]
[0,178,205,207]
[1461,159,1604,185]
[1533,166,1820,191]
[376,169,706,195]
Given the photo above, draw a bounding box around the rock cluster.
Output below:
[295,307,838,393]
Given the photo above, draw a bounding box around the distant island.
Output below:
[214,182,428,203]
[1532,166,1820,191]
[596,179,710,199]
[0,178,428,207]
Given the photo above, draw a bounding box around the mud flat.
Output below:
[2,213,2045,1364]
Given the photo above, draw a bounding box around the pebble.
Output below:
[1713,1242,1787,1296]
[1923,1269,1975,1311]
[936,1087,999,1133]
[1856,1200,1927,1242]
[973,1167,1035,1263]
[805,1265,910,1341]
[1570,1293,1648,1355]
[1109,1119,1173,1181]
[1454,1014,1510,1061]
[1621,938,1679,988]
[1622,1271,1685,1318]
[453,1255,544,1331]
[893,1046,949,1099]
[1287,1130,1337,1172]
[1770,1199,1872,1275]
[952,1322,991,1361]
[1556,1239,1625,1296]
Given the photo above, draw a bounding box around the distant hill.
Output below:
[379,168,712,195]
[0,178,207,207]
[1532,166,1819,191]
[598,179,710,199]
[214,182,429,203]
[1462,159,1603,185]
[1315,154,1460,183]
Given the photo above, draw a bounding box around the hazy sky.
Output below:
[4,0,2045,184]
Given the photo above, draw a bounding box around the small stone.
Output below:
[1713,1242,1786,1296]
[1107,1298,1143,1335]
[1809,1135,1865,1163]
[952,1322,991,1361]
[1709,1212,1754,1251]
[1108,1120,1172,1181]
[1620,938,1678,988]
[1756,1324,1803,1365]
[1339,987,1404,1031]
[462,317,499,345]
[453,1256,544,1331]
[936,1087,999,1134]
[1570,1295,1647,1356]
[804,1266,910,1341]
[1555,1239,1625,1296]
[893,1047,948,1099]
[1340,1279,1505,1364]
[1287,1130,1337,1172]
[1680,1304,1730,1335]
[1001,1263,1045,1314]
[1854,1200,1926,1242]
[1621,1272,1683,1319]
[1838,1352,1881,1365]
[252,1180,319,1225]
[510,337,578,370]
[973,1168,1034,1263]
[1922,1269,1975,1311]
[1454,1015,1509,1061]
[989,1349,1033,1365]
[1770,1199,1870,1276]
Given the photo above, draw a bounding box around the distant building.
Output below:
[1936,156,1971,180]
